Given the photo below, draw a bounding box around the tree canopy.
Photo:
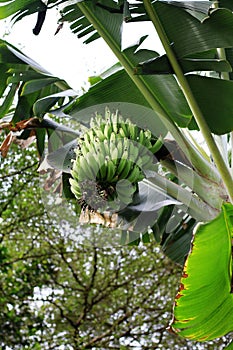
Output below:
[1,144,232,349]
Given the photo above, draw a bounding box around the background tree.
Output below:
[1,142,183,349]
[1,142,232,349]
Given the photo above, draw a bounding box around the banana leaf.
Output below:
[0,0,45,21]
[136,54,232,74]
[170,203,233,341]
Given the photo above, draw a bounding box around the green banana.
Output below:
[115,137,124,159]
[104,122,113,139]
[119,119,128,136]
[118,159,132,179]
[83,132,91,145]
[70,108,164,213]
[88,129,96,143]
[94,128,105,141]
[79,156,95,180]
[110,111,119,134]
[149,135,163,154]
[111,147,119,165]
[86,152,100,179]
[97,154,107,180]
[127,120,137,141]
[105,107,111,122]
[69,178,82,198]
[128,140,139,164]
[106,159,117,182]
[117,155,128,176]
[103,139,111,157]
[79,142,90,157]
[126,165,143,183]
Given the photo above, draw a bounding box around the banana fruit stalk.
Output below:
[70,108,163,213]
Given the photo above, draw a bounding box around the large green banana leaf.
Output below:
[170,202,233,341]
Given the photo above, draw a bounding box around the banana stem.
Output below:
[143,0,233,203]
[161,159,226,210]
[143,176,219,221]
[216,48,233,177]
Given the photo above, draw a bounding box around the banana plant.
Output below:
[1,0,233,345]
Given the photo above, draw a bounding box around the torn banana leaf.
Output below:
[170,202,233,341]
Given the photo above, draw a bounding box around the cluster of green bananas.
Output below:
[70,108,163,212]
[89,109,162,154]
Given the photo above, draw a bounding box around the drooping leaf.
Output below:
[136,54,232,75]
[116,181,182,231]
[0,40,76,157]
[170,202,233,341]
[0,40,52,75]
[128,180,181,212]
[33,89,77,117]
[21,77,63,95]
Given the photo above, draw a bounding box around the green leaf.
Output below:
[187,75,233,134]
[62,0,123,44]
[136,54,232,74]
[63,69,194,129]
[0,0,46,21]
[0,39,72,123]
[21,77,63,95]
[0,83,18,118]
[130,0,213,20]
[161,213,196,265]
[0,40,51,75]
[35,128,46,157]
[160,1,214,15]
[170,202,233,341]
[7,69,47,83]
[33,89,77,116]
[225,340,233,349]
[133,2,233,57]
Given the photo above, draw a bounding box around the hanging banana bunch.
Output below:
[70,108,163,214]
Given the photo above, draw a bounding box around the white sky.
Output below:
[0,6,163,91]
[0,8,116,90]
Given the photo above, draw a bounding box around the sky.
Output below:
[0,7,116,91]
[0,5,163,91]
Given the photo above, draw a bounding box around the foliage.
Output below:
[1,0,233,347]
